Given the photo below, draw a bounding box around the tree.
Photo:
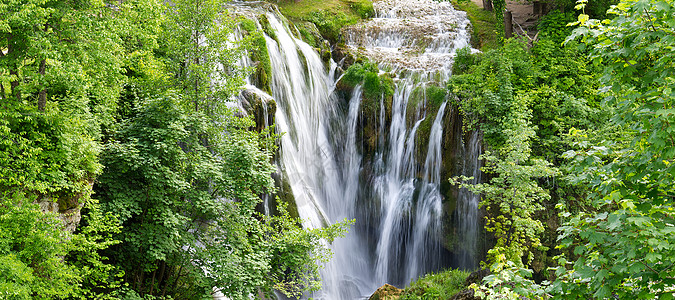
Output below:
[549,0,675,298]
[0,192,122,299]
[96,0,350,298]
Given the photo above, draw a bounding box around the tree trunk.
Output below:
[8,35,21,101]
[10,70,20,101]
[483,0,493,11]
[533,1,543,15]
[504,10,513,39]
[0,51,4,100]
[38,59,47,112]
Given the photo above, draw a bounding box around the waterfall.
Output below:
[455,131,482,270]
[345,0,477,286]
[228,0,480,298]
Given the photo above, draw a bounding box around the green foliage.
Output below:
[452,85,557,267]
[0,0,350,298]
[0,193,76,299]
[401,269,469,300]
[0,101,103,196]
[161,0,248,113]
[548,0,675,298]
[536,10,576,44]
[0,193,121,299]
[452,47,479,75]
[448,30,605,300]
[426,85,448,108]
[449,38,601,162]
[472,256,547,300]
[492,0,506,42]
[99,95,350,299]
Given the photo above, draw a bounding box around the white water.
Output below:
[229,0,480,298]
[345,0,476,287]
[455,131,482,270]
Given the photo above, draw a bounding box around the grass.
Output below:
[452,0,499,51]
[271,0,374,43]
[401,269,470,300]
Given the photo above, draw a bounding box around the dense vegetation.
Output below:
[0,0,348,299]
[446,0,675,298]
[2,0,675,298]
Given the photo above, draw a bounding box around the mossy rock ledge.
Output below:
[369,284,403,300]
[239,88,277,132]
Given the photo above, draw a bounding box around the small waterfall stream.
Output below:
[230,0,481,298]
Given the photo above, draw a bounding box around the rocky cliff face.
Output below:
[38,179,94,233]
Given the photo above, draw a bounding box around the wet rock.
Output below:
[239,88,277,132]
[450,289,480,300]
[465,268,490,286]
[369,284,403,300]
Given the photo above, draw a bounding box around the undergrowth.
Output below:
[401,269,470,300]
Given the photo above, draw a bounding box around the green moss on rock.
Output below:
[239,18,273,93]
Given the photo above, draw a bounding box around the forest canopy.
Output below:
[0,0,348,299]
[1,0,674,298]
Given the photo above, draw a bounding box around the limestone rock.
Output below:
[369,284,403,300]
[239,88,277,131]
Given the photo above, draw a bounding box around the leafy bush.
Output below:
[401,269,469,300]
[452,46,480,75]
[537,10,576,44]
[0,193,121,299]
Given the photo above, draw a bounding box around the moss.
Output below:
[415,116,434,157]
[405,85,447,124]
[321,48,332,63]
[273,0,373,44]
[240,18,273,93]
[305,9,354,44]
[296,22,319,47]
[239,18,257,32]
[342,62,379,87]
[274,172,300,220]
[369,284,402,300]
[426,85,448,107]
[258,14,278,42]
[349,0,375,19]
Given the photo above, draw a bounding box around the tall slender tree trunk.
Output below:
[38,59,47,111]
[7,34,21,101]
[0,50,5,100]
[504,10,513,39]
[483,0,493,11]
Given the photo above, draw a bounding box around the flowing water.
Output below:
[230,0,481,298]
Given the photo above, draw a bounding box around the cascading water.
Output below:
[343,0,478,287]
[229,0,481,298]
